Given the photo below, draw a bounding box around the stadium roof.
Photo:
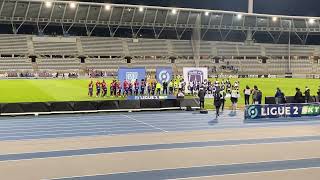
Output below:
[0,0,319,43]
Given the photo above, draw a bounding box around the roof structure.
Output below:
[0,0,320,43]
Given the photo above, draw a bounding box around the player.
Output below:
[168,80,174,95]
[230,86,240,113]
[151,81,156,96]
[220,88,226,112]
[123,79,129,96]
[140,79,146,95]
[101,80,107,97]
[88,80,93,97]
[117,80,122,97]
[156,81,161,95]
[96,80,101,97]
[129,81,133,95]
[134,79,139,96]
[147,81,152,96]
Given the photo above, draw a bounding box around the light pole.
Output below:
[246,0,254,42]
[288,20,292,73]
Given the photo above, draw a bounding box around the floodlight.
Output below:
[139,7,144,12]
[172,9,177,15]
[272,17,278,22]
[309,19,315,24]
[105,4,111,10]
[69,2,76,9]
[45,1,52,8]
[205,12,209,16]
[237,14,243,19]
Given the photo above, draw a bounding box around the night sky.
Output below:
[92,0,320,17]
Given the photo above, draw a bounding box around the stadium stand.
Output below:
[0,35,319,75]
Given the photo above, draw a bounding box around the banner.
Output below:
[127,95,176,100]
[183,67,208,83]
[245,103,320,120]
[156,67,173,83]
[118,67,146,83]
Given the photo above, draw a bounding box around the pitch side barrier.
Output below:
[0,98,199,116]
[245,103,320,122]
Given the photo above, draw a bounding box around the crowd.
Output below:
[87,78,320,119]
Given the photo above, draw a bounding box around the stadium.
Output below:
[0,0,319,179]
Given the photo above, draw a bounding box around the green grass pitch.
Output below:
[0,78,319,109]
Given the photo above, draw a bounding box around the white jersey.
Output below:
[231,90,239,98]
[244,89,251,95]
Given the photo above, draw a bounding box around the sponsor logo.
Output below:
[187,70,204,82]
[127,95,176,100]
[158,70,170,83]
[126,72,138,81]
[247,106,259,119]
[301,105,320,115]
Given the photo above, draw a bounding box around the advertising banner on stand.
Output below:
[156,67,173,83]
[183,67,208,83]
[118,67,146,83]
[245,103,320,120]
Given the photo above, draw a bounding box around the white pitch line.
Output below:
[122,114,168,133]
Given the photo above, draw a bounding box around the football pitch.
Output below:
[0,78,319,109]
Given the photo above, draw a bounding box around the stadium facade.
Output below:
[0,0,320,77]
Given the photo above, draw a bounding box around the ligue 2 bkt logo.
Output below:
[158,70,170,83]
[247,106,259,119]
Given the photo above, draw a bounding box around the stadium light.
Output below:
[69,2,76,9]
[45,1,52,8]
[309,18,315,24]
[272,17,278,22]
[104,4,111,11]
[172,9,177,15]
[139,7,144,12]
[205,12,209,16]
[237,14,243,19]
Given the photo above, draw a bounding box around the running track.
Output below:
[0,110,319,179]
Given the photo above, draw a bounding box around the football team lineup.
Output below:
[0,78,319,108]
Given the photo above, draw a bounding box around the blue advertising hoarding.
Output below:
[127,95,177,100]
[245,103,320,120]
[118,67,146,83]
[156,67,173,83]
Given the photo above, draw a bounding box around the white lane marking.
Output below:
[122,114,168,133]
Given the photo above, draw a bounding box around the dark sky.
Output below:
[99,0,320,16]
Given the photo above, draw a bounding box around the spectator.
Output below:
[243,85,251,105]
[275,88,283,104]
[294,88,304,103]
[304,87,311,103]
[252,86,259,104]
[257,89,262,104]
[198,87,206,109]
